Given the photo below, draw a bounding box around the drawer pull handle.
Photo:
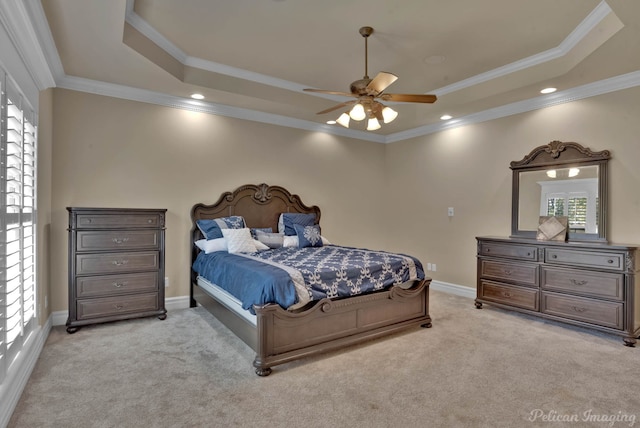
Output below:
[503,269,512,276]
[527,252,531,256]
[572,306,587,313]
[112,260,129,266]
[551,255,558,259]
[114,304,125,310]
[113,282,126,288]
[570,279,588,286]
[147,219,153,223]
[608,259,614,264]
[502,291,512,298]
[112,237,130,244]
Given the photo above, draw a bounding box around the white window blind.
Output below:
[0,68,37,384]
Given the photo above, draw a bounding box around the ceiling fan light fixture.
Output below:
[381,106,398,123]
[349,103,366,121]
[367,117,381,131]
[336,112,351,128]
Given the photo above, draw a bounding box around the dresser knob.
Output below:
[113,282,125,288]
[114,304,124,310]
[502,291,512,298]
[112,260,129,266]
[552,255,558,259]
[147,219,153,223]
[572,306,586,313]
[608,259,614,264]
[112,237,129,244]
[503,269,512,276]
[570,279,588,286]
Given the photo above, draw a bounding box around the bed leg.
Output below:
[255,367,272,377]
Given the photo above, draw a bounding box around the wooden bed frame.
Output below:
[190,183,432,376]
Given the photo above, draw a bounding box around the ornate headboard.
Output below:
[190,183,321,266]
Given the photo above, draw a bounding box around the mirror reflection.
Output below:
[518,165,599,233]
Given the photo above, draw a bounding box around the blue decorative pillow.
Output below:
[280,213,316,236]
[294,224,323,248]
[196,216,245,240]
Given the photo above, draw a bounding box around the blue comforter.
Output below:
[192,245,425,313]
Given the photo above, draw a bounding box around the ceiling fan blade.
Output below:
[316,100,356,115]
[366,72,398,95]
[380,93,438,103]
[304,88,357,98]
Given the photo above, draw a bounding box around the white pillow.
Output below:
[195,238,227,253]
[253,239,270,251]
[222,228,258,253]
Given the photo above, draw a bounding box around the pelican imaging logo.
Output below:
[528,409,636,426]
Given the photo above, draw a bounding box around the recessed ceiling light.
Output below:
[540,87,557,94]
[440,114,452,120]
[191,93,205,100]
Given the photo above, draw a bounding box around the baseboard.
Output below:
[51,295,192,326]
[430,280,475,299]
[0,315,52,428]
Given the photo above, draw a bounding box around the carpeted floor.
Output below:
[8,290,640,428]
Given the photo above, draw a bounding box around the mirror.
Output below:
[511,141,610,242]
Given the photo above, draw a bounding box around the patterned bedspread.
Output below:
[192,245,425,312]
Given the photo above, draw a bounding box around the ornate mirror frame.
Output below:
[510,141,610,242]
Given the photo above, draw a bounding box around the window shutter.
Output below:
[0,69,37,383]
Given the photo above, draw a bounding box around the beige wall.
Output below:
[49,89,388,311]
[384,86,640,289]
[48,86,640,312]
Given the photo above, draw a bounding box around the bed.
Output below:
[190,183,432,376]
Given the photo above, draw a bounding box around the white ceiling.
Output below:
[38,0,640,142]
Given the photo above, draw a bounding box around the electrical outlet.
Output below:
[165,276,169,288]
[447,207,454,217]
[432,264,437,272]
[427,263,432,271]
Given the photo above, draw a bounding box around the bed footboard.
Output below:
[252,278,432,376]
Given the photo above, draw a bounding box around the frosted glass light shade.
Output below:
[336,113,350,128]
[381,106,398,123]
[367,117,381,130]
[349,103,366,121]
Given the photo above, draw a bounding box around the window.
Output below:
[0,68,37,384]
[539,179,598,234]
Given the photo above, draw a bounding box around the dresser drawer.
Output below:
[76,230,160,251]
[76,293,159,320]
[76,272,158,298]
[480,260,538,287]
[545,248,625,271]
[479,242,538,261]
[479,280,539,311]
[541,267,624,300]
[541,292,624,329]
[76,251,159,275]
[76,213,163,229]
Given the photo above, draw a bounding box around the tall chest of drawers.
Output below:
[66,207,167,333]
[476,236,640,346]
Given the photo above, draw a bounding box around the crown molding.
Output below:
[55,74,386,143]
[431,0,613,96]
[0,0,56,90]
[25,0,640,144]
[386,70,640,143]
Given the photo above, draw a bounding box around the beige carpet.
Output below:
[8,290,640,428]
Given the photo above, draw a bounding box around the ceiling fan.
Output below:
[303,26,437,130]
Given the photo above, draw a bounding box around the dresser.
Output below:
[476,236,640,346]
[67,208,167,333]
